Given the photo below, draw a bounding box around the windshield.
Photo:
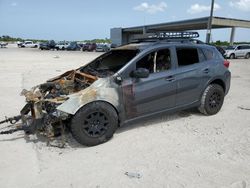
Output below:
[226,46,235,50]
[80,49,138,77]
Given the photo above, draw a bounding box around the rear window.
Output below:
[176,48,199,66]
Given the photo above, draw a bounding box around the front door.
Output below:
[122,48,177,119]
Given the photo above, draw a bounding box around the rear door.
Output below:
[121,47,177,118]
[174,46,212,106]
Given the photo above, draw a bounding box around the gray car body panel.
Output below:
[57,42,231,126]
[57,78,120,115]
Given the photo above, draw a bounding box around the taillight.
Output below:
[223,60,230,68]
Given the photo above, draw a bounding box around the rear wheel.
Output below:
[229,53,235,59]
[198,84,225,115]
[71,102,118,146]
[245,53,250,59]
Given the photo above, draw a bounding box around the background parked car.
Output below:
[110,43,118,49]
[77,43,84,49]
[82,43,97,51]
[0,41,8,48]
[55,41,69,50]
[39,40,56,50]
[17,41,23,47]
[66,42,81,51]
[20,41,38,48]
[95,44,110,52]
[224,44,250,59]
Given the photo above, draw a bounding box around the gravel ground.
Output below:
[0,44,249,188]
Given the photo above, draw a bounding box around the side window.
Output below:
[203,48,222,60]
[242,46,250,50]
[136,49,171,74]
[176,48,199,66]
[136,51,154,73]
[198,48,206,62]
[203,48,214,60]
[155,49,171,72]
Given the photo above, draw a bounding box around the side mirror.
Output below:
[131,68,149,78]
[114,75,123,84]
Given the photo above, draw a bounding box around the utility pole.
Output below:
[206,0,215,43]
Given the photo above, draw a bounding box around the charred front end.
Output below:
[20,70,98,137]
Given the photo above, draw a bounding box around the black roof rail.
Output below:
[131,31,203,44]
[155,31,199,39]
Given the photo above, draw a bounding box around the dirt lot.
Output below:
[0,44,249,188]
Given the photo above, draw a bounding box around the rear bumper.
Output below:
[225,71,231,95]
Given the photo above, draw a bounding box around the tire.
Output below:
[71,102,118,146]
[245,53,250,59]
[229,54,235,59]
[198,84,225,115]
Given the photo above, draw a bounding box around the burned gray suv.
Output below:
[1,32,231,146]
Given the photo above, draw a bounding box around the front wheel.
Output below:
[71,102,118,146]
[229,54,235,59]
[198,84,225,115]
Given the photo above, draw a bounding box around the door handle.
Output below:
[165,75,175,82]
[203,68,210,74]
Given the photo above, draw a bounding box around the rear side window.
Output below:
[203,48,222,60]
[176,48,199,66]
[203,48,214,60]
[198,48,206,62]
[241,45,250,50]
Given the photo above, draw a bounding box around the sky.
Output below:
[0,0,250,42]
